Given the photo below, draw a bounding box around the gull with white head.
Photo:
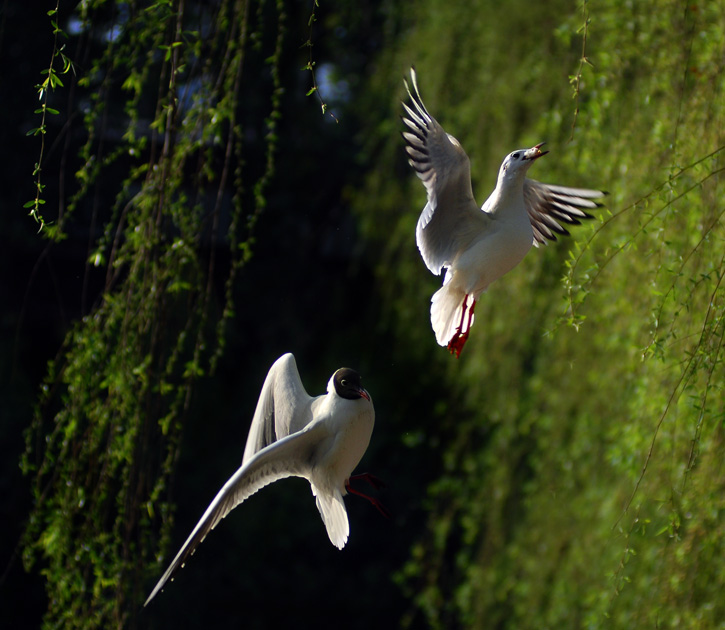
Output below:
[144,353,385,606]
[402,67,607,357]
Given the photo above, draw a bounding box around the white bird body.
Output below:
[429,176,536,346]
[145,353,377,606]
[402,67,606,356]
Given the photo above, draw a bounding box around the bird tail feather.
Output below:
[430,281,467,346]
[312,485,349,550]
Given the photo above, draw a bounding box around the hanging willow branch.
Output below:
[24,0,74,231]
[20,1,286,628]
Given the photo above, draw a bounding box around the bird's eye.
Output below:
[341,379,348,387]
[512,152,520,159]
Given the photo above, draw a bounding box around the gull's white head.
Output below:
[496,142,549,185]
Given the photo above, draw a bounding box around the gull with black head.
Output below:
[402,67,607,357]
[144,353,385,606]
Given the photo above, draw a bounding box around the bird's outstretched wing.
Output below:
[242,353,314,464]
[402,67,488,275]
[144,425,326,606]
[523,179,606,246]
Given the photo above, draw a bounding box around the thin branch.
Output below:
[613,250,725,528]
[568,0,592,142]
[303,0,338,122]
[564,146,725,320]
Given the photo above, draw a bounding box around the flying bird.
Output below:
[145,353,385,605]
[402,67,606,357]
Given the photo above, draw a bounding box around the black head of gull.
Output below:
[333,367,370,401]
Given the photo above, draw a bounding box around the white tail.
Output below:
[430,282,469,346]
[312,485,349,550]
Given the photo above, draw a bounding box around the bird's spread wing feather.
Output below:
[242,353,313,464]
[524,179,606,246]
[144,425,326,606]
[402,67,488,275]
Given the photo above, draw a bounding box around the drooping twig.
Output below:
[302,0,338,122]
[568,0,592,142]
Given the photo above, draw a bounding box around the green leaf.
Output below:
[49,73,64,89]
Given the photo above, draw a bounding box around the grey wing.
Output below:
[402,67,487,275]
[524,179,607,246]
[242,353,314,465]
[144,424,326,606]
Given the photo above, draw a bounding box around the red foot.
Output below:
[346,475,391,519]
[447,296,476,358]
[447,332,469,358]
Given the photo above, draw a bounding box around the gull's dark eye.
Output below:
[512,152,520,159]
[341,379,348,387]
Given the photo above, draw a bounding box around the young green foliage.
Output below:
[352,0,725,627]
[22,1,285,626]
[26,2,75,230]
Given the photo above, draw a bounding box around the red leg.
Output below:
[465,298,477,333]
[457,295,469,334]
[349,472,386,490]
[345,479,391,519]
[447,294,472,358]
